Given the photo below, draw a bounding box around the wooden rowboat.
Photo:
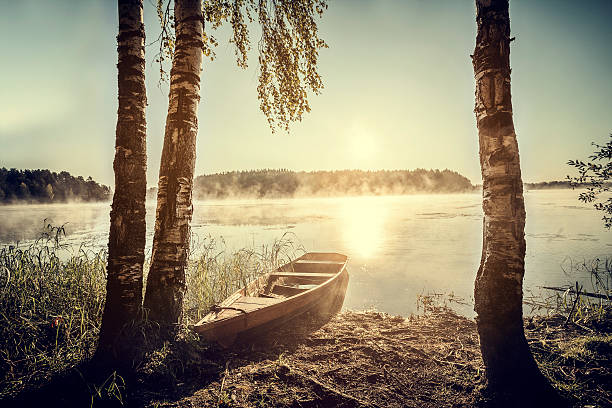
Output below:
[193,252,349,346]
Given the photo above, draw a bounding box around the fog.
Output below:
[0,201,111,244]
[0,190,608,316]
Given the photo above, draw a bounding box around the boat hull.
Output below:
[193,253,349,346]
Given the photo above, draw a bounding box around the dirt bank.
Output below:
[135,308,482,408]
[134,307,610,408]
[7,306,611,407]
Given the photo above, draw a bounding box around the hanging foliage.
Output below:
[154,0,328,131]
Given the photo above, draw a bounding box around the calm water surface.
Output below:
[1,190,609,316]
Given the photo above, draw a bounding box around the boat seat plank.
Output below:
[294,260,346,265]
[258,292,284,299]
[279,276,332,286]
[269,272,335,278]
[278,262,341,274]
[211,296,281,320]
[231,296,281,307]
[271,284,308,297]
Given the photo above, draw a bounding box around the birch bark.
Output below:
[143,0,203,325]
[472,0,561,401]
[98,0,147,356]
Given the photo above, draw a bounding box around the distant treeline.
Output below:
[524,181,612,190]
[0,168,111,204]
[150,169,479,200]
[524,181,572,190]
[524,180,612,191]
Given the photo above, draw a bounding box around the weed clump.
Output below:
[182,233,304,324]
[0,224,106,398]
[0,225,302,400]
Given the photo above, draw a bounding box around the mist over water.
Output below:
[0,190,609,316]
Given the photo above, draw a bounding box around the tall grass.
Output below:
[0,226,303,399]
[183,232,304,324]
[561,258,612,325]
[525,257,612,326]
[0,224,106,397]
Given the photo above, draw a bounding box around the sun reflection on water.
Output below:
[339,197,388,259]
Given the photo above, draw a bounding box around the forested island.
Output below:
[186,169,477,200]
[145,170,597,201]
[3,168,591,205]
[0,168,111,204]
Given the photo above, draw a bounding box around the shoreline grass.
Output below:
[0,226,610,406]
[0,226,106,398]
[0,226,303,400]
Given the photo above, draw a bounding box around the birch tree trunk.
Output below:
[472,0,561,402]
[143,0,203,325]
[97,0,147,357]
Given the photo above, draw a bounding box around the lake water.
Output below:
[0,190,609,316]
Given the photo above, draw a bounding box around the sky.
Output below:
[0,0,611,186]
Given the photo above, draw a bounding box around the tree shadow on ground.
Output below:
[3,311,335,408]
[132,311,338,406]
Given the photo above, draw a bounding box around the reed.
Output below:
[183,232,304,324]
[524,257,612,326]
[0,225,303,399]
[0,224,106,398]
